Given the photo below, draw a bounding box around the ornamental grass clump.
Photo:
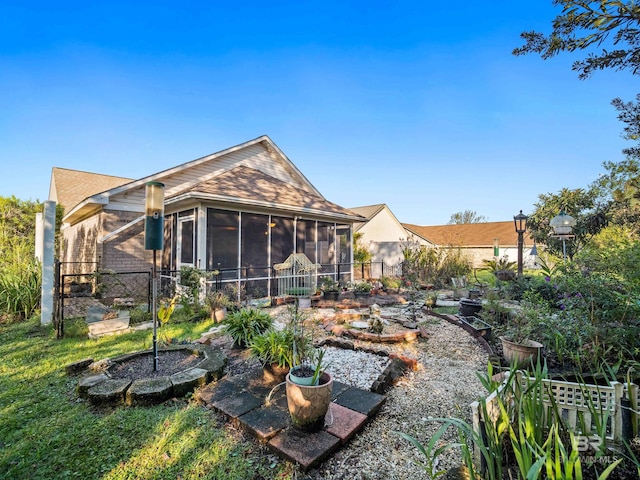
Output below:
[222,307,273,347]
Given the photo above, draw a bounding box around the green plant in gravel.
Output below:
[0,316,295,479]
[222,307,273,347]
[394,425,462,479]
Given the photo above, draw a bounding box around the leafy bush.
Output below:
[249,328,296,368]
[0,257,41,322]
[223,308,273,347]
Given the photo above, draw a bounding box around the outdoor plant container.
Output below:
[500,336,543,367]
[459,298,482,317]
[286,371,333,432]
[458,315,492,339]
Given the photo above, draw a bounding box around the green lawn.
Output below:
[0,317,296,479]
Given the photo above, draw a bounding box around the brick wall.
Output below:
[60,215,101,274]
[101,210,152,272]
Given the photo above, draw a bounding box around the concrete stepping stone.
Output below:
[268,428,341,472]
[334,387,386,417]
[212,391,264,418]
[324,403,368,445]
[239,405,290,441]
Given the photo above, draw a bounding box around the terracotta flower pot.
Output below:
[500,336,543,367]
[286,371,333,432]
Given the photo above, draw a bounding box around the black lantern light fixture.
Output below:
[513,210,528,277]
[550,210,576,261]
[144,181,165,371]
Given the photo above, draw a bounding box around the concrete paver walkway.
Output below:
[196,365,386,471]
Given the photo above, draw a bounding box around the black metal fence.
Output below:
[53,260,402,337]
[54,261,152,338]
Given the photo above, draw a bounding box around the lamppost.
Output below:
[144,181,165,371]
[549,211,576,261]
[513,210,528,277]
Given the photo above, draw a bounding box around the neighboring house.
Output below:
[403,221,535,269]
[349,204,433,276]
[50,135,364,298]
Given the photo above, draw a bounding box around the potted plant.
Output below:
[482,257,517,282]
[248,327,296,382]
[320,276,340,301]
[353,281,373,298]
[286,346,333,432]
[283,302,333,432]
[206,289,231,322]
[499,307,543,367]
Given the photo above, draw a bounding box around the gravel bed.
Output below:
[321,347,391,390]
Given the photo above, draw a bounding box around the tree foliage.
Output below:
[352,232,372,263]
[526,187,607,260]
[612,93,640,158]
[513,0,640,80]
[0,196,42,265]
[448,210,487,224]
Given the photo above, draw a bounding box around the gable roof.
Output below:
[55,135,363,224]
[403,221,532,247]
[49,167,132,214]
[171,165,361,219]
[349,204,386,222]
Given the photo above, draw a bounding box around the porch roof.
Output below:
[168,165,364,221]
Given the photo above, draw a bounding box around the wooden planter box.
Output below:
[458,315,492,339]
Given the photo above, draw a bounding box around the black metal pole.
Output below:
[152,249,158,371]
[517,231,524,277]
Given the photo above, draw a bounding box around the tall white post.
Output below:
[40,201,56,325]
[35,212,44,262]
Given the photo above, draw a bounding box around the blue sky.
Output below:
[1,1,637,225]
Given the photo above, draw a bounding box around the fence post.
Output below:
[612,381,623,442]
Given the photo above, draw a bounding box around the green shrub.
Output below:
[0,258,41,322]
[223,308,273,347]
[249,328,296,368]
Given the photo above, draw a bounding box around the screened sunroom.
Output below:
[161,206,354,299]
[157,161,362,299]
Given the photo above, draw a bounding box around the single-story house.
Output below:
[49,135,364,298]
[347,204,535,272]
[349,203,432,276]
[403,221,536,269]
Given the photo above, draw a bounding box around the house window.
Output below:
[177,210,196,267]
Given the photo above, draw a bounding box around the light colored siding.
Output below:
[359,208,407,243]
[108,143,309,212]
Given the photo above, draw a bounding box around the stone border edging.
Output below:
[69,344,228,406]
